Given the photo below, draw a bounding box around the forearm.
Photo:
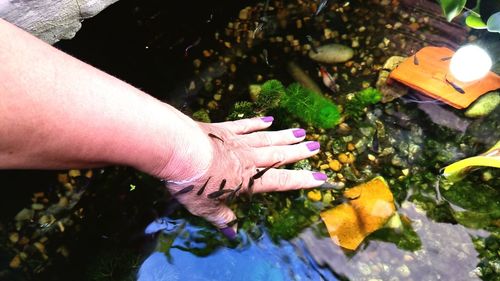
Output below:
[0,19,211,179]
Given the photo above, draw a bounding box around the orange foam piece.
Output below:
[389,46,500,109]
[320,177,395,250]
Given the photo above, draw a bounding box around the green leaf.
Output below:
[486,11,500,32]
[439,0,467,21]
[466,13,487,29]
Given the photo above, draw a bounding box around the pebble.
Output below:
[320,163,330,170]
[402,169,409,176]
[68,169,81,177]
[9,255,21,269]
[213,94,222,101]
[58,197,69,208]
[15,208,34,221]
[307,190,322,202]
[238,7,251,20]
[359,262,372,275]
[34,242,46,254]
[328,159,342,171]
[397,265,411,277]
[9,232,19,244]
[368,154,376,161]
[32,203,44,211]
[347,143,355,151]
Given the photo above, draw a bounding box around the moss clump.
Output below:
[345,87,382,118]
[280,83,341,128]
[192,109,211,123]
[256,79,286,110]
[227,101,257,120]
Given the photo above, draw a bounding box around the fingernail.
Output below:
[220,227,237,240]
[261,116,274,123]
[312,172,327,181]
[306,141,320,151]
[292,128,306,138]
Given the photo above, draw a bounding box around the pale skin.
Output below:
[0,19,326,237]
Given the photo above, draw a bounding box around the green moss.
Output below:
[256,79,285,110]
[345,87,382,119]
[280,83,341,129]
[227,101,257,120]
[192,109,211,123]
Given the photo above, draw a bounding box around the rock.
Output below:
[31,203,44,211]
[15,208,34,221]
[9,255,21,269]
[307,190,322,201]
[465,91,500,118]
[376,56,408,103]
[328,159,342,171]
[308,44,354,64]
[9,232,19,244]
[338,153,355,164]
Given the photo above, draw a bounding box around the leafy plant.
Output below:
[439,0,500,33]
[344,87,382,119]
[256,79,286,110]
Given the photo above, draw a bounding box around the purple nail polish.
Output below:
[261,116,274,123]
[220,227,237,240]
[312,172,327,181]
[292,128,306,138]
[306,141,320,151]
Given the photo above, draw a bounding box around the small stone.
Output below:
[193,59,202,68]
[408,22,419,32]
[338,153,355,164]
[58,173,69,184]
[309,44,354,64]
[368,154,376,161]
[15,208,34,221]
[465,91,500,118]
[34,242,45,254]
[58,197,69,208]
[307,190,322,202]
[394,22,402,29]
[402,169,409,176]
[337,123,351,134]
[9,255,21,269]
[32,203,44,211]
[347,143,355,151]
[396,265,411,277]
[9,232,19,244]
[328,159,342,171]
[238,7,251,20]
[207,100,218,110]
[358,26,366,32]
[230,63,237,73]
[482,170,493,181]
[296,19,302,29]
[351,38,359,48]
[68,169,80,178]
[202,50,212,57]
[213,94,222,101]
[18,236,29,246]
[320,163,330,170]
[362,81,370,88]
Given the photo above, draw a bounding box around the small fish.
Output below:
[371,128,379,153]
[208,133,224,143]
[207,189,234,199]
[445,78,465,94]
[315,0,330,16]
[247,177,255,196]
[226,182,243,203]
[261,49,272,67]
[319,65,337,92]
[306,35,319,53]
[226,218,238,227]
[440,56,452,61]
[196,177,212,196]
[252,161,281,180]
[218,179,227,191]
[184,37,201,57]
[413,55,419,65]
[173,185,194,196]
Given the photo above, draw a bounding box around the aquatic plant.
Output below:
[227,101,257,120]
[280,83,341,129]
[344,87,382,119]
[192,109,211,123]
[439,0,500,33]
[256,79,285,110]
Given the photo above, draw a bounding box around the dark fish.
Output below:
[247,177,255,197]
[208,133,224,143]
[440,56,452,61]
[218,179,227,191]
[445,78,465,94]
[226,182,243,203]
[252,161,281,180]
[226,218,238,227]
[207,189,234,199]
[184,37,201,57]
[372,128,379,153]
[413,55,419,65]
[196,177,212,196]
[306,35,319,53]
[173,185,194,196]
[315,0,330,16]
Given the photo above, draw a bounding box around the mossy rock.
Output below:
[465,91,500,118]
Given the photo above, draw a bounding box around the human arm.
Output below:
[0,19,326,237]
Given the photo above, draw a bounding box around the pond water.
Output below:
[1,0,499,280]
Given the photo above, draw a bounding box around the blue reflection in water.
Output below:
[138,221,338,281]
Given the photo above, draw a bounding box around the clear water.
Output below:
[1,0,499,280]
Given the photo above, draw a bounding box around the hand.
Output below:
[163,116,326,239]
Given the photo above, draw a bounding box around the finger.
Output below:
[252,169,327,193]
[215,116,273,134]
[240,128,306,147]
[252,141,320,167]
[180,199,238,239]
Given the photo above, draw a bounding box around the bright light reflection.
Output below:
[449,45,492,83]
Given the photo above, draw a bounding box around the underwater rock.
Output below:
[308,44,354,64]
[465,91,500,118]
[417,102,471,133]
[14,208,34,222]
[376,56,408,103]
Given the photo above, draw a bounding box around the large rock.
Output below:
[308,44,354,64]
[0,0,119,44]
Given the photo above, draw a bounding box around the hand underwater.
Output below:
[163,117,326,239]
